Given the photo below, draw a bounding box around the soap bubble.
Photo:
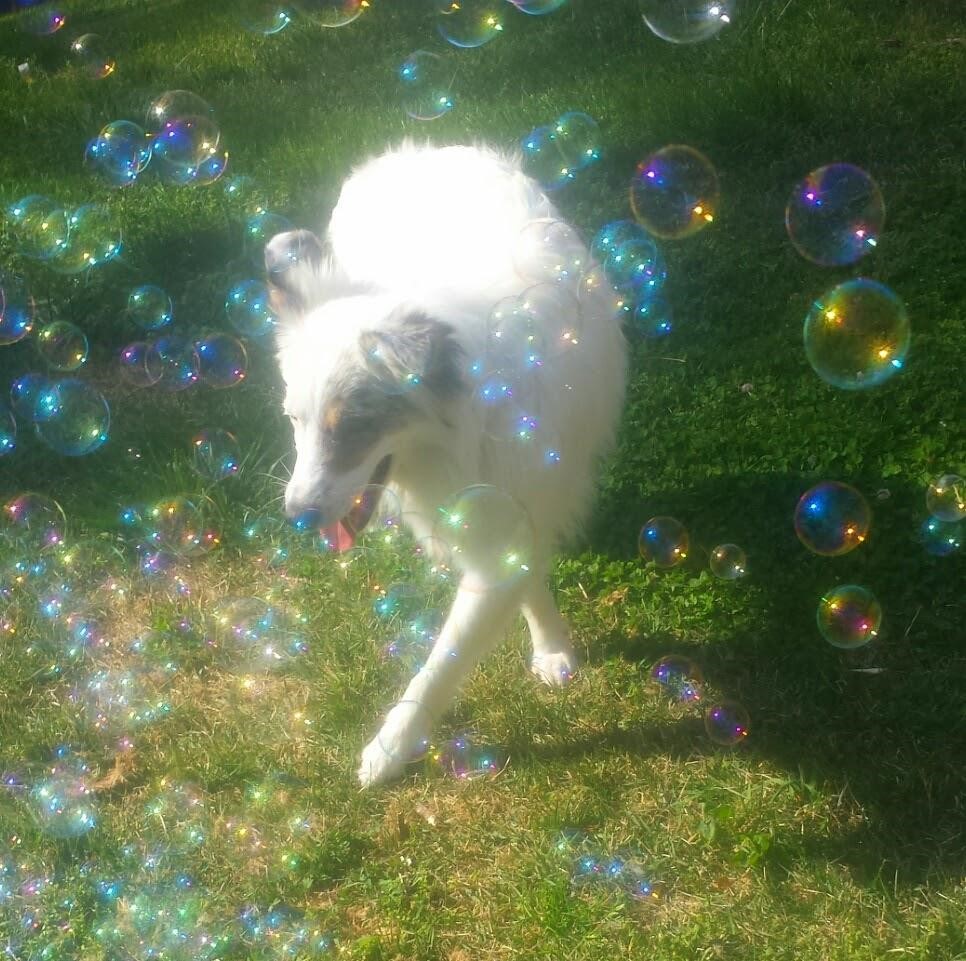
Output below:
[10,372,50,421]
[6,195,69,261]
[642,0,735,43]
[146,335,200,391]
[191,429,241,481]
[431,734,506,779]
[630,145,719,239]
[709,543,747,579]
[34,379,110,456]
[926,474,965,522]
[20,5,67,34]
[553,111,601,173]
[638,516,689,567]
[70,33,115,78]
[521,124,571,190]
[803,279,909,390]
[794,481,870,557]
[592,218,652,263]
[35,320,89,371]
[196,333,248,388]
[920,517,962,557]
[226,280,276,337]
[399,50,455,121]
[146,90,215,130]
[0,406,14,456]
[435,0,504,48]
[489,284,580,372]
[238,0,293,34]
[246,210,294,263]
[603,234,666,295]
[629,292,673,337]
[29,755,98,838]
[71,666,173,732]
[373,582,425,623]
[434,485,534,591]
[817,584,881,649]
[513,219,587,287]
[650,654,703,703]
[127,285,173,331]
[52,204,122,274]
[294,0,367,27]
[152,115,226,186]
[211,597,307,669]
[119,341,163,387]
[703,700,750,745]
[85,120,152,187]
[786,164,884,266]
[0,273,35,344]
[511,0,569,14]
[385,609,442,673]
[144,496,212,557]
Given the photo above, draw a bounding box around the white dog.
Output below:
[266,143,627,786]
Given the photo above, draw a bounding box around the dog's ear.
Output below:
[264,229,325,320]
[359,310,464,399]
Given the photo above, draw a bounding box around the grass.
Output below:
[1,0,965,958]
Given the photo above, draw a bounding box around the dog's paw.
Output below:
[357,701,433,788]
[530,648,578,687]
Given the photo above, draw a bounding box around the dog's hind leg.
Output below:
[521,580,578,687]
[358,577,526,787]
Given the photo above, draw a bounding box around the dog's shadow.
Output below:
[528,471,966,887]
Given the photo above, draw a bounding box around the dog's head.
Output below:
[266,230,465,531]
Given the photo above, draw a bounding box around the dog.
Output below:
[265,142,627,786]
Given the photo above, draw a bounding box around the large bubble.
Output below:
[33,379,110,456]
[641,0,736,44]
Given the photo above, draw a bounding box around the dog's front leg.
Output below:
[358,576,527,787]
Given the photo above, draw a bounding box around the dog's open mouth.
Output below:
[320,455,393,553]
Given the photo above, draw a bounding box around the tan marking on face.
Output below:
[322,401,344,433]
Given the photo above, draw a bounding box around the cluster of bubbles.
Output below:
[650,655,751,746]
[637,515,747,580]
[427,733,508,780]
[88,91,228,188]
[521,112,603,190]
[556,829,666,901]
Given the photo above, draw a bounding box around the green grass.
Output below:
[1,0,965,958]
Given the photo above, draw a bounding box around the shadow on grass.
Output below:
[575,471,966,887]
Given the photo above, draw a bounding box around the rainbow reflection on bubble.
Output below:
[926,474,965,523]
[435,0,504,48]
[638,515,689,568]
[804,278,910,390]
[650,654,703,703]
[33,379,110,456]
[816,584,881,649]
[630,145,719,239]
[794,481,870,557]
[192,429,241,481]
[399,50,455,121]
[709,543,747,579]
[196,333,248,388]
[127,285,172,331]
[786,163,884,266]
[920,517,962,557]
[704,700,750,745]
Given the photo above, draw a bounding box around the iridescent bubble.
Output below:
[127,285,173,331]
[629,292,673,337]
[591,219,650,263]
[33,379,110,456]
[238,0,293,34]
[511,0,568,13]
[0,406,14,456]
[10,372,50,421]
[85,120,152,188]
[489,285,579,372]
[373,582,424,622]
[434,485,535,591]
[786,163,883,267]
[238,904,335,958]
[630,145,719,239]
[146,90,215,131]
[0,273,35,344]
[191,429,241,481]
[638,515,689,568]
[709,543,747,579]
[52,204,122,274]
[817,584,882,649]
[145,496,208,557]
[6,195,69,261]
[211,597,307,669]
[703,700,750,745]
[152,116,225,186]
[29,758,98,838]
[196,333,248,388]
[35,320,89,371]
[146,335,200,391]
[520,124,571,191]
[246,210,294,263]
[920,517,962,557]
[603,234,666,295]
[294,0,367,27]
[650,654,703,703]
[803,279,910,390]
[119,341,163,387]
[435,0,504,48]
[399,50,455,121]
[385,609,442,673]
[226,279,276,337]
[411,537,455,587]
[642,0,735,43]
[513,219,587,287]
[926,473,965,522]
[431,734,506,779]
[70,33,115,78]
[71,666,173,732]
[553,111,601,173]
[794,481,870,557]
[20,5,67,35]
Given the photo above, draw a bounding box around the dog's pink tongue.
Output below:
[320,521,356,553]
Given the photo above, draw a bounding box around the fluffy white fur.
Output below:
[269,143,627,786]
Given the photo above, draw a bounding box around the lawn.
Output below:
[1,0,965,959]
